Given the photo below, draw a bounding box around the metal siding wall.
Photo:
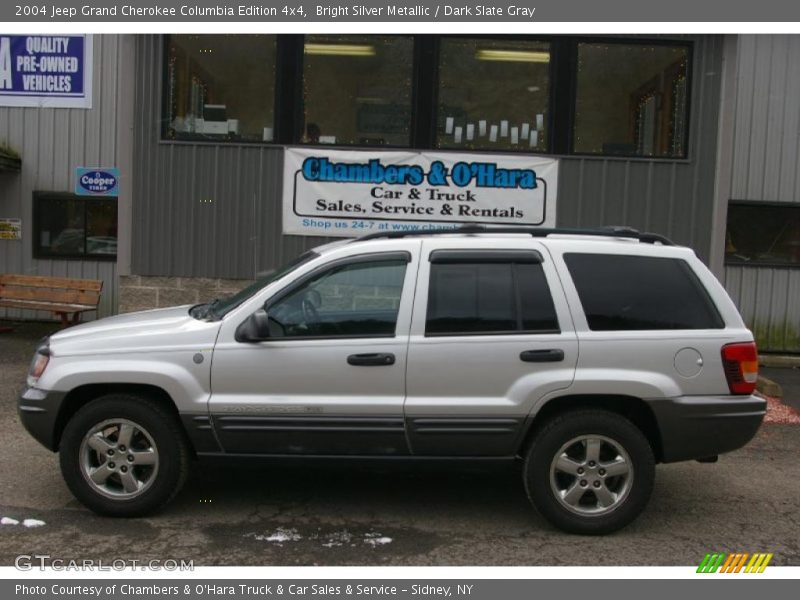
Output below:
[132,36,336,279]
[132,35,723,275]
[724,35,800,352]
[0,35,127,321]
[730,35,800,204]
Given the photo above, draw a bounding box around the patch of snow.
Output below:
[363,532,392,547]
[22,519,45,528]
[247,527,301,543]
[321,530,353,548]
[244,527,393,548]
[1,517,19,526]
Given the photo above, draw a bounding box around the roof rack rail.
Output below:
[353,224,674,245]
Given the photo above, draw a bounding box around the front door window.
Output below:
[267,258,408,338]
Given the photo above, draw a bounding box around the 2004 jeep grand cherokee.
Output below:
[19,226,765,534]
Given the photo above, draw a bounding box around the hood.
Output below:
[50,305,222,356]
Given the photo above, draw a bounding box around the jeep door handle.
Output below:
[520,349,565,363]
[347,353,396,366]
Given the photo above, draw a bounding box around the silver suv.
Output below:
[19,226,765,534]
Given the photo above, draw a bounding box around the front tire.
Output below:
[59,394,190,516]
[524,409,655,535]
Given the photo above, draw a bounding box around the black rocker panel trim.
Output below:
[209,414,526,457]
[406,417,525,456]
[212,415,410,456]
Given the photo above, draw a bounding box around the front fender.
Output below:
[35,350,212,413]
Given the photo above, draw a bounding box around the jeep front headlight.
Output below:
[27,339,51,387]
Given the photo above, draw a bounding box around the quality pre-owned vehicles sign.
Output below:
[283,147,558,237]
[0,35,92,108]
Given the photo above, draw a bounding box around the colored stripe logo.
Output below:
[697,552,773,573]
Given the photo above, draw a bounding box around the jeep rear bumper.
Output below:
[18,386,65,452]
[649,395,766,463]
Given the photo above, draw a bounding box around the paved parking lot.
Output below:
[1,321,799,566]
[762,366,800,411]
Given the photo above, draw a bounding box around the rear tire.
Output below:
[59,394,190,516]
[523,409,655,535]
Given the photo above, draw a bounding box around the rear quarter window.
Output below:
[563,253,724,331]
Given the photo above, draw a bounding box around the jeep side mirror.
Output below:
[235,309,271,343]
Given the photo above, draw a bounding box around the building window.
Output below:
[437,38,551,152]
[564,254,723,330]
[573,41,690,158]
[302,35,414,146]
[164,35,277,142]
[159,35,693,158]
[726,203,800,267]
[33,193,118,260]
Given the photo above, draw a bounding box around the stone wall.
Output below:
[118,276,253,314]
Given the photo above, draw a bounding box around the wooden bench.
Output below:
[0,274,103,327]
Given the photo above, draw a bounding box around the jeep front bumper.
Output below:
[18,386,66,452]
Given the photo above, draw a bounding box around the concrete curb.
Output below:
[757,375,783,398]
[759,354,800,368]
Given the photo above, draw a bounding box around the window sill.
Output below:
[724,261,800,270]
[33,254,117,262]
[157,138,694,164]
[556,152,692,165]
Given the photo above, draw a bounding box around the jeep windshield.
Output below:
[190,250,319,321]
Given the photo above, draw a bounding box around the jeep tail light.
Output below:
[721,342,758,395]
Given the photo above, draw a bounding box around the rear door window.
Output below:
[563,253,724,331]
[426,251,560,336]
